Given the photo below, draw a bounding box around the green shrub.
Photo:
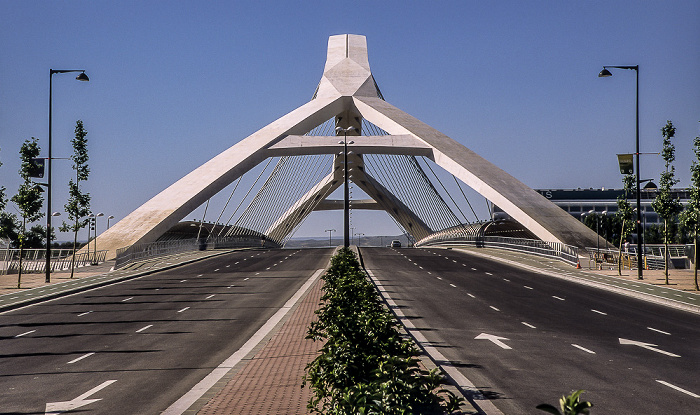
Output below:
[304,248,463,414]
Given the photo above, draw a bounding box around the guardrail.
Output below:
[417,235,579,266]
[114,236,275,269]
[0,248,107,275]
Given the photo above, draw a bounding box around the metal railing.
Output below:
[0,248,107,275]
[418,235,579,266]
[114,235,275,269]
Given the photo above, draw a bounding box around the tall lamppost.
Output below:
[598,65,643,280]
[107,215,115,228]
[46,69,89,283]
[94,212,104,264]
[336,126,355,248]
[357,233,365,247]
[325,229,336,248]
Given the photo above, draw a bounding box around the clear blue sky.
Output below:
[1,1,699,241]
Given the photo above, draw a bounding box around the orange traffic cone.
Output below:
[576,259,581,269]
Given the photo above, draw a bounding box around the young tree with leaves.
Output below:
[10,138,45,288]
[680,132,700,290]
[651,121,683,284]
[59,120,91,278]
[616,174,636,276]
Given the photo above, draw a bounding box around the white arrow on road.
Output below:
[619,338,680,358]
[45,380,117,414]
[475,333,512,349]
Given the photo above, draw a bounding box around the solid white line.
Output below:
[68,352,95,364]
[552,296,566,301]
[572,344,596,354]
[178,307,190,313]
[521,322,536,329]
[489,306,500,311]
[591,309,607,315]
[656,380,700,398]
[648,327,671,335]
[136,325,153,333]
[205,294,215,300]
[15,330,35,338]
[162,268,325,415]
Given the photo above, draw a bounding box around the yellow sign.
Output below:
[617,154,634,175]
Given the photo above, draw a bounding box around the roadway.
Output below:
[0,248,332,415]
[360,247,700,414]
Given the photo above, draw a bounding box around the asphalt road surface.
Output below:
[361,247,700,414]
[0,248,332,415]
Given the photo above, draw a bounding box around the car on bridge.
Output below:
[391,240,402,248]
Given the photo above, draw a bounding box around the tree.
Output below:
[616,174,635,276]
[680,131,700,290]
[10,138,45,288]
[651,120,683,284]
[59,120,91,278]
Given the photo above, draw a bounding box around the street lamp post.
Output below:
[107,215,115,229]
[325,229,336,248]
[94,212,104,264]
[46,69,89,283]
[599,65,643,280]
[357,233,365,247]
[336,126,355,248]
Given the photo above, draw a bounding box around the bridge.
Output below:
[3,35,698,415]
[93,34,599,260]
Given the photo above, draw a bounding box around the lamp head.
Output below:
[598,68,612,78]
[76,72,89,81]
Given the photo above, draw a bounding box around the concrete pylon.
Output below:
[95,34,599,259]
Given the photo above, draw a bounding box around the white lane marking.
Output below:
[552,296,566,301]
[177,307,190,313]
[255,272,260,275]
[266,267,271,270]
[244,277,249,281]
[68,352,95,364]
[462,264,467,267]
[227,285,234,288]
[436,276,442,280]
[524,286,533,290]
[197,274,203,277]
[136,325,153,333]
[656,380,700,398]
[475,333,511,349]
[453,260,457,263]
[180,280,187,283]
[521,322,536,329]
[121,297,134,302]
[205,294,215,300]
[467,293,475,298]
[427,272,432,275]
[485,272,493,276]
[226,265,230,268]
[449,283,457,288]
[162,268,325,415]
[214,269,220,272]
[15,330,36,338]
[591,309,607,315]
[572,344,596,354]
[489,306,500,311]
[503,278,510,282]
[647,327,671,335]
[471,268,477,271]
[77,311,93,317]
[419,266,423,269]
[45,380,117,414]
[619,338,680,357]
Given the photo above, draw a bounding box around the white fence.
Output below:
[0,248,107,275]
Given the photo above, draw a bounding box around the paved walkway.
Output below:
[2,246,698,414]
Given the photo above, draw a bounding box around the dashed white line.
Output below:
[648,327,671,335]
[121,297,134,302]
[485,272,493,276]
[591,309,607,315]
[178,307,190,313]
[244,277,250,281]
[449,283,457,288]
[68,352,95,364]
[214,269,220,272]
[552,296,566,301]
[572,344,596,354]
[14,330,35,338]
[656,380,699,398]
[524,286,533,290]
[180,280,187,283]
[227,285,235,288]
[78,311,93,317]
[503,278,510,282]
[467,293,475,298]
[522,322,536,329]
[436,276,442,280]
[197,274,203,277]
[136,325,153,333]
[205,294,215,300]
[471,268,477,271]
[489,306,500,311]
